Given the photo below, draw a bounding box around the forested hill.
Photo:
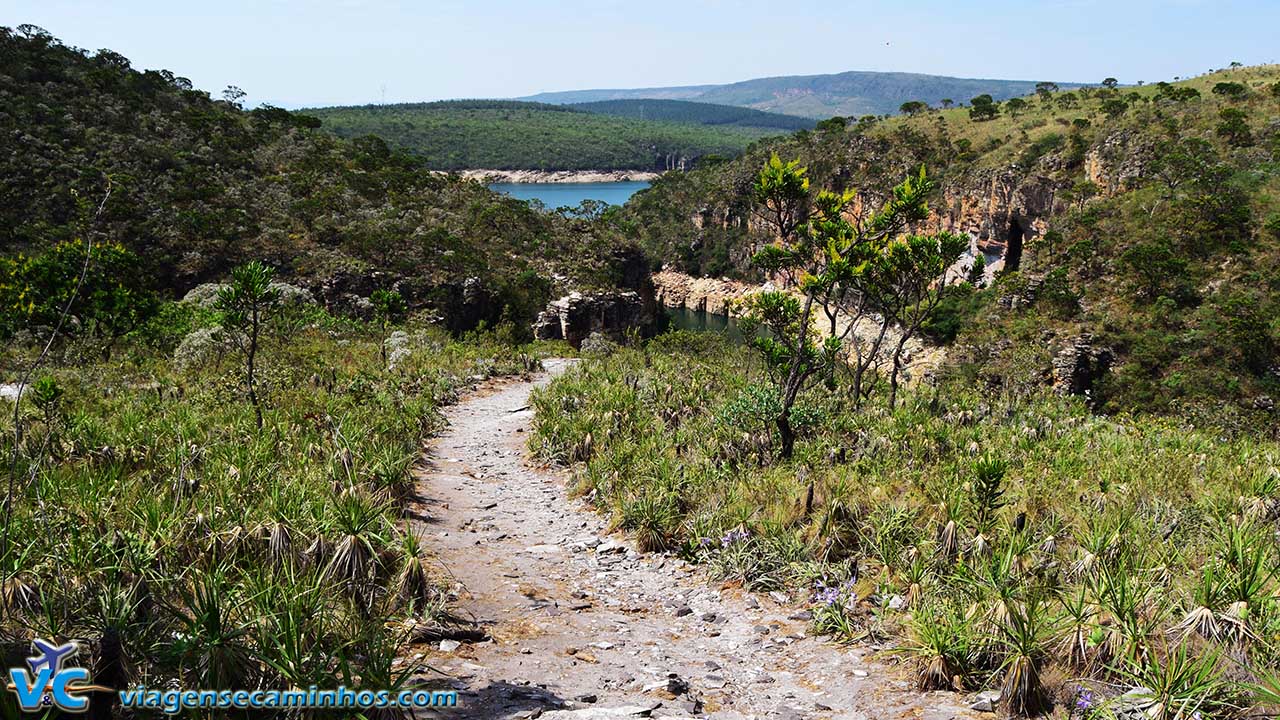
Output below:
[569,99,815,131]
[522,70,1081,118]
[625,66,1280,426]
[302,100,787,171]
[0,26,635,331]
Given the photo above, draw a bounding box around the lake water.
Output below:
[664,306,748,344]
[489,181,650,208]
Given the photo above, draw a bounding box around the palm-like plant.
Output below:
[905,599,974,691]
[997,591,1057,717]
[1174,563,1228,642]
[168,570,253,689]
[325,489,391,587]
[1116,641,1234,720]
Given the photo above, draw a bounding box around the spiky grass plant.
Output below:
[325,489,392,587]
[168,570,254,689]
[967,454,1007,558]
[621,492,680,552]
[905,599,975,691]
[997,591,1056,717]
[1117,641,1235,720]
[393,526,445,616]
[1175,563,1228,642]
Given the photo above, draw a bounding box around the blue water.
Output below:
[489,181,650,208]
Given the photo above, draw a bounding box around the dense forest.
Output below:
[303,100,786,171]
[569,98,815,131]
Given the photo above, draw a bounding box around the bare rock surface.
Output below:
[408,360,976,719]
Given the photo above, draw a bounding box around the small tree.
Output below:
[1005,97,1029,118]
[216,261,280,430]
[1035,82,1059,104]
[969,95,999,121]
[371,289,407,365]
[900,100,929,115]
[1101,98,1130,119]
[743,156,964,458]
[1211,82,1248,100]
[941,98,954,109]
[1216,108,1253,147]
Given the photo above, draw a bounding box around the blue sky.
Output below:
[6,0,1279,108]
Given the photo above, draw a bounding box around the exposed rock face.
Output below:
[1052,335,1114,401]
[458,169,660,184]
[1084,130,1154,196]
[925,171,1060,276]
[651,269,758,316]
[533,291,651,347]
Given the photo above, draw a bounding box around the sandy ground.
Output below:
[408,360,979,720]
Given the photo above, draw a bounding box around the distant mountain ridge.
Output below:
[570,99,814,131]
[522,70,1083,118]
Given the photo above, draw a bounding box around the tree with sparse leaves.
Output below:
[742,154,965,458]
[215,261,280,430]
[371,288,407,365]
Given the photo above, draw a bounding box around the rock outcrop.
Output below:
[533,291,651,347]
[651,269,758,316]
[1052,335,1114,401]
[458,169,660,184]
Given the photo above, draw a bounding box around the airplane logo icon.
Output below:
[27,639,78,675]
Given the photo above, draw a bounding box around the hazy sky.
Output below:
[7,0,1279,108]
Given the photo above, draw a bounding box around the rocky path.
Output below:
[409,360,977,720]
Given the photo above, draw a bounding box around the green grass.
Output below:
[303,100,787,171]
[532,333,1280,714]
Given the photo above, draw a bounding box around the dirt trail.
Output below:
[410,360,977,720]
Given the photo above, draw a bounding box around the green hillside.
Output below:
[624,65,1280,424]
[0,29,635,332]
[303,100,785,171]
[570,99,814,131]
[522,70,1081,118]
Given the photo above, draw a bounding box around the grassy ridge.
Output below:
[532,334,1280,714]
[569,99,815,132]
[303,100,786,171]
[0,28,633,331]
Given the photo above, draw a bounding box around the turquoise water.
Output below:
[489,181,650,208]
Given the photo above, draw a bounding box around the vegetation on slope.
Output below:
[534,333,1280,717]
[1,276,558,710]
[0,26,634,335]
[622,65,1280,426]
[569,99,815,132]
[304,100,785,171]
